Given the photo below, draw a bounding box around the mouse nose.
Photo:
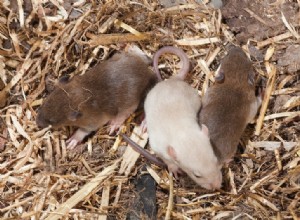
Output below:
[209,176,222,190]
[210,182,221,190]
[36,113,47,128]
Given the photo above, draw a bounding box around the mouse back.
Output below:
[144,79,222,189]
[200,85,253,162]
[36,47,157,131]
[218,47,255,86]
[200,47,258,163]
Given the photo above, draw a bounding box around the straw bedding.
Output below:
[0,0,299,219]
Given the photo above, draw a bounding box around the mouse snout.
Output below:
[202,180,221,190]
[209,180,221,190]
[210,171,222,190]
[201,171,222,190]
[36,118,46,128]
[36,112,49,128]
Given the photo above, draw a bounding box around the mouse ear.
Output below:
[68,111,82,121]
[167,145,177,161]
[201,124,210,137]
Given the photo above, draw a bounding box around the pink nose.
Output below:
[210,178,222,190]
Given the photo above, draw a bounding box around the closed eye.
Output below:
[193,173,202,178]
[47,118,56,124]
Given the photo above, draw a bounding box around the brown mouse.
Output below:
[143,46,222,190]
[199,46,262,164]
[36,45,157,149]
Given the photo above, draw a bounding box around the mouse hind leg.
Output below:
[66,128,92,149]
[109,104,139,134]
[66,114,112,150]
[248,89,263,123]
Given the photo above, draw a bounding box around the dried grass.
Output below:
[0,0,299,219]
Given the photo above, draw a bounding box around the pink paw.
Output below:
[224,158,232,165]
[141,119,147,133]
[215,71,224,83]
[257,87,265,100]
[168,164,181,179]
[108,124,121,135]
[66,137,80,150]
[66,128,91,150]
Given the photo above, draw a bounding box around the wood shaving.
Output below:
[0,0,299,219]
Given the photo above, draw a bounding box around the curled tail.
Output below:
[153,46,190,81]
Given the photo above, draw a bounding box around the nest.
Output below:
[0,0,299,219]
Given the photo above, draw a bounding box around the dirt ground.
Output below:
[0,0,299,219]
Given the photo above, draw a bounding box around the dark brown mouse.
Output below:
[36,45,157,149]
[199,46,262,164]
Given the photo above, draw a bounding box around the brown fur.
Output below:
[36,48,157,135]
[199,47,260,164]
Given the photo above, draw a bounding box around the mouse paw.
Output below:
[66,128,91,150]
[108,124,120,135]
[257,87,265,102]
[109,108,137,135]
[215,71,224,83]
[167,164,180,179]
[224,158,232,165]
[66,138,80,150]
[141,119,147,133]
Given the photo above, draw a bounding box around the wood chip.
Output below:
[119,126,148,176]
[255,62,277,135]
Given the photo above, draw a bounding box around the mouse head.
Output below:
[215,47,255,86]
[36,77,84,129]
[189,159,222,190]
[167,125,222,190]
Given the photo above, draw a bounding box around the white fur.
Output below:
[144,79,222,189]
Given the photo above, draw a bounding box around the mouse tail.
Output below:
[120,133,166,168]
[153,46,190,81]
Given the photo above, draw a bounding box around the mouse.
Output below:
[199,46,263,164]
[36,44,157,149]
[142,46,222,190]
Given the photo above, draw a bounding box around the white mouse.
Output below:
[144,46,222,190]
